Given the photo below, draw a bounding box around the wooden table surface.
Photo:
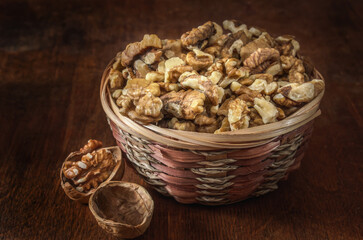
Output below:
[1,0,362,239]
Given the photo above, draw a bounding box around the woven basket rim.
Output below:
[100,57,324,150]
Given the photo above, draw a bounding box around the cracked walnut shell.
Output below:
[89,181,153,238]
[60,141,124,203]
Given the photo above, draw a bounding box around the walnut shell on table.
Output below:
[60,145,125,204]
[89,181,154,239]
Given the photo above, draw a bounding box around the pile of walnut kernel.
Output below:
[109,20,324,133]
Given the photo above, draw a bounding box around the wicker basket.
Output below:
[100,58,324,205]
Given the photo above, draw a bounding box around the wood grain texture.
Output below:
[0,0,362,239]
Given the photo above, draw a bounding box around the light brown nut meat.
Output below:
[272,93,300,108]
[208,71,224,85]
[145,71,165,82]
[197,121,219,133]
[277,82,315,103]
[230,82,242,92]
[63,148,115,192]
[218,59,247,88]
[79,139,103,155]
[249,73,273,83]
[280,55,296,71]
[204,45,222,58]
[235,85,262,99]
[127,110,163,124]
[186,49,214,71]
[135,92,163,118]
[288,59,305,83]
[179,74,224,105]
[224,58,240,75]
[145,82,161,97]
[218,77,237,89]
[228,98,250,131]
[109,69,124,89]
[112,89,123,99]
[228,67,250,80]
[112,53,123,71]
[141,49,163,65]
[248,26,264,38]
[167,65,194,83]
[158,82,180,93]
[124,77,151,89]
[243,48,280,74]
[277,80,322,103]
[194,113,216,126]
[122,67,135,80]
[265,62,283,76]
[209,22,223,45]
[275,35,300,56]
[249,108,264,127]
[162,39,183,59]
[248,79,277,95]
[208,105,219,115]
[277,80,290,88]
[164,57,189,83]
[277,107,286,120]
[168,117,196,131]
[214,117,231,133]
[217,96,236,116]
[121,34,162,66]
[116,95,133,114]
[240,32,275,61]
[205,60,224,76]
[239,78,254,86]
[222,20,252,39]
[181,21,216,48]
[157,60,166,74]
[134,59,151,78]
[161,90,206,120]
[253,98,278,124]
[221,31,249,58]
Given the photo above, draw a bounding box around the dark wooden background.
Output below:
[0,0,362,239]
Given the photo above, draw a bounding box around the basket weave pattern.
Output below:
[108,119,313,205]
[101,58,323,205]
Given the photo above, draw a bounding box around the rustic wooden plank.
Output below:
[0,0,362,239]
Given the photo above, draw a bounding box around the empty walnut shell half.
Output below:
[89,181,154,239]
[60,146,125,203]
